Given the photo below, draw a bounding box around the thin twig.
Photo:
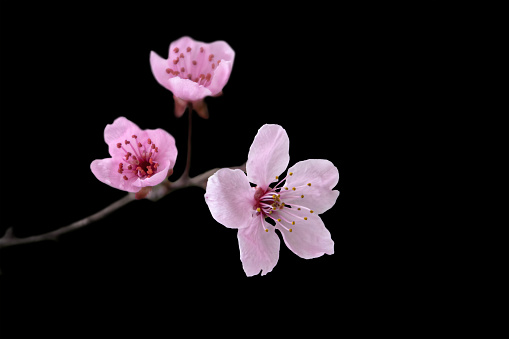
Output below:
[0,163,246,249]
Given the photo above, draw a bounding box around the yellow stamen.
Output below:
[292,187,296,191]
[297,208,301,210]
[304,217,308,220]
[301,195,304,198]
[265,229,268,232]
[275,176,279,180]
[277,218,281,222]
[310,210,314,213]
[284,187,288,190]
[256,207,261,212]
[292,221,295,225]
[289,172,293,176]
[307,183,311,186]
[289,229,293,232]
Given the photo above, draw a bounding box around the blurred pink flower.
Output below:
[91,117,177,195]
[150,36,235,118]
[205,124,339,276]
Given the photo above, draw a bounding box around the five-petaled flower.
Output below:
[150,36,235,119]
[90,117,177,196]
[204,124,339,276]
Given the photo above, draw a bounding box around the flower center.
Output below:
[164,45,220,87]
[253,173,314,233]
[116,135,160,181]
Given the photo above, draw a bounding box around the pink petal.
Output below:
[204,169,256,229]
[149,51,172,92]
[90,158,139,193]
[167,77,212,102]
[277,211,334,259]
[284,159,340,214]
[237,216,280,276]
[247,124,290,190]
[104,117,143,157]
[207,60,233,97]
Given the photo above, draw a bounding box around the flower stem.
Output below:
[182,103,193,178]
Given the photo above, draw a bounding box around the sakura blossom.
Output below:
[150,36,235,118]
[204,124,339,276]
[90,117,177,194]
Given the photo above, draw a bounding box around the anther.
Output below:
[192,60,197,65]
[117,168,123,174]
[149,158,154,165]
[289,172,293,176]
[186,47,191,52]
[310,210,314,213]
[301,195,304,198]
[265,229,268,232]
[292,221,295,225]
[181,67,185,72]
[137,142,142,148]
[127,165,132,170]
[297,208,301,210]
[187,73,192,79]
[211,63,215,69]
[289,229,293,232]
[284,187,288,190]
[173,58,179,65]
[180,53,184,58]
[155,147,158,152]
[173,47,179,53]
[277,219,281,222]
[256,208,261,212]
[200,47,204,53]
[151,144,155,149]
[292,187,296,191]
[116,143,122,148]
[307,183,312,186]
[132,135,137,139]
[118,163,123,168]
[205,73,211,81]
[304,217,308,220]
[147,138,152,144]
[125,140,130,145]
[123,175,128,180]
[275,176,279,180]
[166,68,171,74]
[208,54,214,61]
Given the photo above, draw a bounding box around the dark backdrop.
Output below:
[0,4,507,339]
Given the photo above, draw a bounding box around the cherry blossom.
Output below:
[150,36,235,118]
[204,124,339,276]
[91,117,177,194]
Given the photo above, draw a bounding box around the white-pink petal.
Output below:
[205,169,256,229]
[238,216,280,276]
[247,124,290,190]
[167,77,212,102]
[276,211,334,259]
[283,159,339,214]
[90,158,139,193]
[104,117,143,157]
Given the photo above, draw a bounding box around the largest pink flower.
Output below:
[150,36,235,118]
[205,124,339,276]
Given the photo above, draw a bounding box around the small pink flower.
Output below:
[204,124,339,276]
[150,36,235,118]
[90,117,177,194]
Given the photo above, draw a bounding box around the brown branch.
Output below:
[0,163,246,249]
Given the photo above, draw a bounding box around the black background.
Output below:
[0,4,507,339]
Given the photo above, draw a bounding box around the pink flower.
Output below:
[90,117,177,194]
[149,36,235,119]
[204,124,339,276]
